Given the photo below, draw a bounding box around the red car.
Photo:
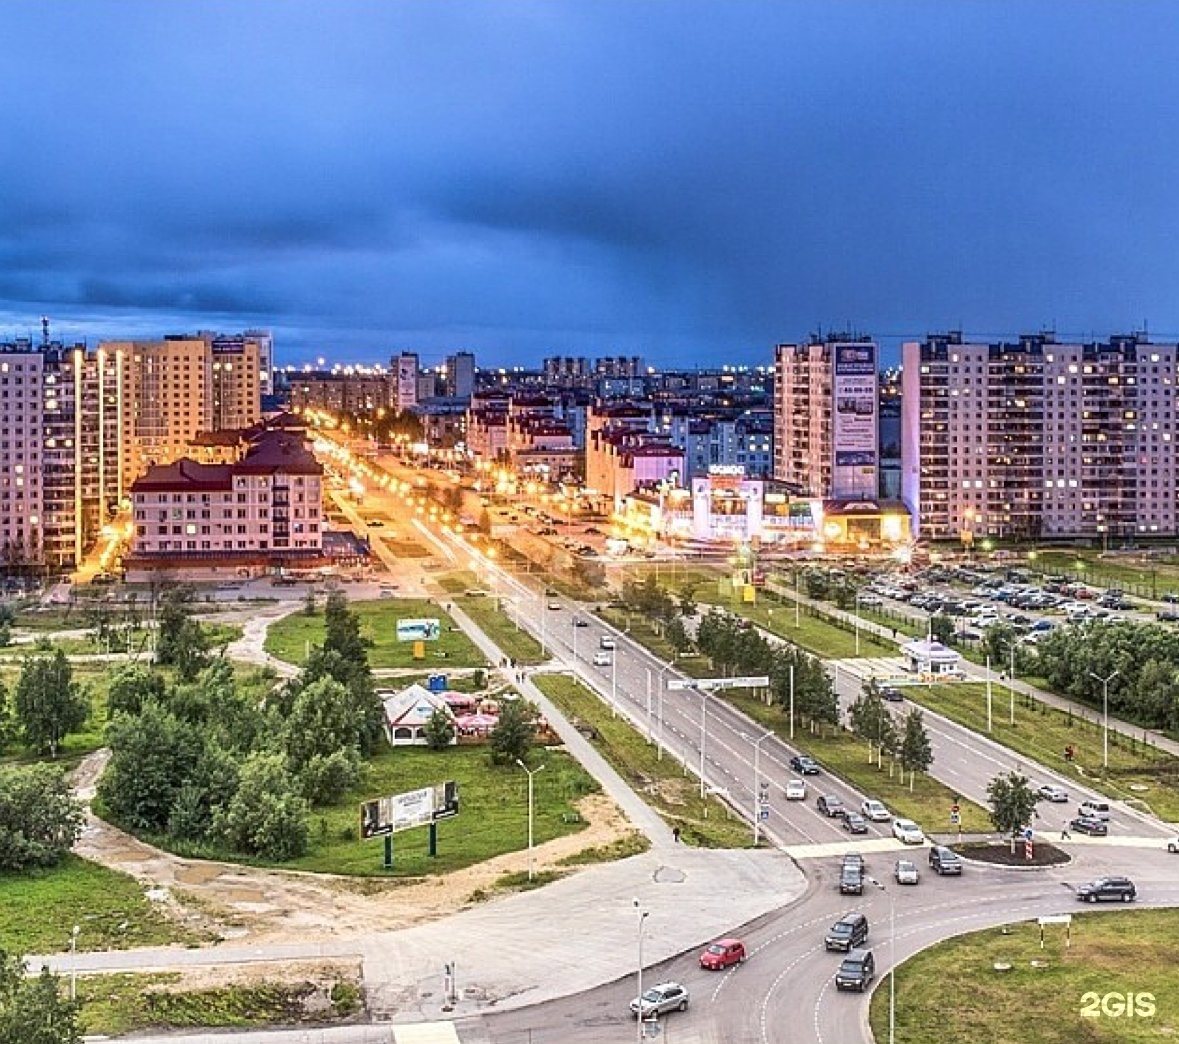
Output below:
[699,938,747,970]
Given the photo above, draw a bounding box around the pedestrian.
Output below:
[672,826,681,843]
[1060,825,1071,841]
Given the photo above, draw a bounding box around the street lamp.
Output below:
[634,900,650,1044]
[1088,669,1119,770]
[752,730,773,844]
[867,877,896,1044]
[698,686,710,798]
[515,759,545,881]
[854,592,863,655]
[70,924,80,1002]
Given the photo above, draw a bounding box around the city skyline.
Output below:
[4,1,1179,370]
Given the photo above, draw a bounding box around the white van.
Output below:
[1078,800,1111,821]
[599,635,616,650]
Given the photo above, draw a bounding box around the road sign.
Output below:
[1022,827,1034,841]
[949,812,961,825]
[667,676,771,692]
[951,803,960,814]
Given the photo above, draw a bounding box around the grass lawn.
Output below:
[0,662,114,767]
[456,594,547,665]
[534,674,754,848]
[263,599,487,669]
[599,608,713,678]
[436,570,481,595]
[723,690,993,833]
[871,909,1179,1044]
[0,855,198,955]
[77,972,363,1036]
[139,743,598,877]
[904,682,1179,821]
[1031,549,1179,600]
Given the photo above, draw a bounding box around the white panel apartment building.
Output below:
[902,331,1179,540]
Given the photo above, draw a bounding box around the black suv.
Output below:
[825,912,869,952]
[928,845,963,875]
[1075,876,1136,903]
[835,948,876,992]
[790,755,821,775]
[817,794,844,817]
[839,867,864,895]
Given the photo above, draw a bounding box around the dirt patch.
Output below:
[954,841,1071,867]
[72,752,637,949]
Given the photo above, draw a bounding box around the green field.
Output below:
[870,909,1179,1044]
[263,599,487,668]
[903,682,1179,820]
[136,743,598,877]
[535,674,754,848]
[0,856,198,955]
[455,594,547,665]
[724,690,992,833]
[77,971,363,1036]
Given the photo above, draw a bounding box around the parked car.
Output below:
[699,938,746,970]
[841,812,869,835]
[825,912,869,952]
[784,779,807,801]
[892,818,925,845]
[835,948,876,992]
[817,794,845,817]
[790,754,821,775]
[1070,815,1109,836]
[861,799,891,822]
[630,982,690,1019]
[928,845,963,875]
[1075,876,1136,903]
[894,859,919,885]
[1037,783,1069,803]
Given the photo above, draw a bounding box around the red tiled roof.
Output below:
[131,459,234,492]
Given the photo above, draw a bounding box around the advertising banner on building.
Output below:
[831,343,879,499]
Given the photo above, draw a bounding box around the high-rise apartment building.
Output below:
[901,331,1179,541]
[444,351,475,400]
[774,336,879,500]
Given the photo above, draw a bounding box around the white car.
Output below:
[860,799,891,822]
[1037,783,1069,803]
[892,818,926,845]
[784,779,807,801]
[1168,837,1178,854]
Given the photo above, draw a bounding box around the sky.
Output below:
[3,1,1179,371]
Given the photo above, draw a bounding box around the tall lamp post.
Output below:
[1088,669,1119,770]
[515,759,545,881]
[634,900,650,1044]
[752,730,773,844]
[867,878,896,1044]
[698,686,710,798]
[854,592,863,655]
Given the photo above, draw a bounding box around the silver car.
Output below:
[894,859,919,885]
[631,981,690,1018]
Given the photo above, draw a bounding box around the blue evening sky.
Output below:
[2,1,1177,370]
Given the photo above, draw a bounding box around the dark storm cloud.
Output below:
[2,0,1179,366]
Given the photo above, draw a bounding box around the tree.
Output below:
[298,749,362,805]
[0,951,82,1044]
[928,613,955,645]
[107,663,168,719]
[14,651,89,758]
[155,586,210,678]
[214,752,309,861]
[986,770,1039,852]
[0,678,12,748]
[664,617,692,657]
[282,676,364,771]
[0,764,84,870]
[487,699,536,765]
[898,708,933,790]
[423,707,456,751]
[848,681,893,766]
[982,622,1017,668]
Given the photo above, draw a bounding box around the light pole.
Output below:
[70,924,80,1002]
[1009,642,1016,726]
[854,592,862,655]
[788,663,795,740]
[515,759,545,881]
[1088,669,1119,770]
[698,686,710,798]
[634,900,649,1044]
[571,617,579,662]
[985,654,993,733]
[752,730,773,844]
[867,877,896,1044]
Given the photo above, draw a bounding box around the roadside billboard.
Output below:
[396,618,442,642]
[359,781,460,840]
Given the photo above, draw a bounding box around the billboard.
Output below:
[359,781,460,839]
[396,618,442,642]
[831,343,879,499]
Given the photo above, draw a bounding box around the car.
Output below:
[1075,876,1136,903]
[817,794,844,817]
[547,602,562,610]
[1070,815,1108,836]
[841,812,869,834]
[892,818,925,845]
[599,636,616,649]
[1167,837,1179,854]
[1157,610,1179,622]
[1078,800,1111,821]
[894,859,919,885]
[1037,783,1069,803]
[881,686,904,702]
[839,867,864,895]
[367,519,384,527]
[784,779,807,801]
[592,652,612,666]
[572,617,590,628]
[630,981,689,1019]
[790,755,820,775]
[91,572,116,585]
[699,938,746,970]
[835,948,876,992]
[861,799,891,822]
[859,594,883,607]
[825,912,869,952]
[841,852,865,874]
[928,845,963,875]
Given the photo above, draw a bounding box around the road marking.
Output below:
[394,1024,460,1043]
